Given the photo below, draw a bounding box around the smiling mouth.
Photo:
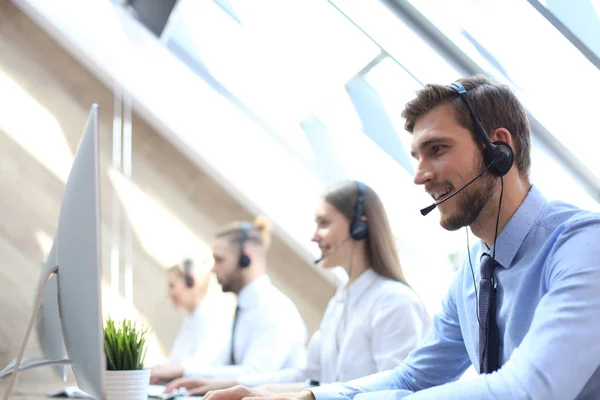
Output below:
[431,188,452,202]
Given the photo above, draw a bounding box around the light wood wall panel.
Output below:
[0,0,333,386]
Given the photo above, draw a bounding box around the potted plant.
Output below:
[103,317,151,400]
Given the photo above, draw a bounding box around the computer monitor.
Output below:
[2,105,105,400]
[55,103,104,398]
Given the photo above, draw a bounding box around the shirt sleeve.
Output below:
[399,216,600,400]
[354,390,414,399]
[236,330,322,386]
[167,326,187,365]
[305,330,322,383]
[370,292,431,372]
[237,367,306,387]
[311,271,471,400]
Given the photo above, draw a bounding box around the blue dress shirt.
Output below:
[311,186,600,399]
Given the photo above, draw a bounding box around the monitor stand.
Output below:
[0,358,71,379]
[1,265,71,400]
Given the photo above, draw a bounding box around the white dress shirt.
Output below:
[168,290,232,371]
[238,269,431,386]
[184,275,307,380]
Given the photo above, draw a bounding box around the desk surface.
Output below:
[1,381,64,399]
[0,382,203,399]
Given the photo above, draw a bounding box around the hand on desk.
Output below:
[202,385,315,400]
[150,364,183,384]
[165,378,238,396]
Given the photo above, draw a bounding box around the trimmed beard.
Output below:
[440,157,496,231]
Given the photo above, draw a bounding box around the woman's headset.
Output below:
[349,182,369,241]
[183,258,194,288]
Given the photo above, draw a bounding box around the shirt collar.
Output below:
[481,184,547,269]
[334,268,378,306]
[237,274,270,309]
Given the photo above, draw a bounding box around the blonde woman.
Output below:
[150,259,231,384]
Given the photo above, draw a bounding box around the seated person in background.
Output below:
[152,216,308,387]
[165,181,431,396]
[150,259,233,384]
[199,76,600,400]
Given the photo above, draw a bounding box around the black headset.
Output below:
[451,81,510,374]
[183,258,194,288]
[238,222,251,268]
[449,82,514,177]
[349,181,369,241]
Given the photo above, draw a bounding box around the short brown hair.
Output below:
[402,75,531,177]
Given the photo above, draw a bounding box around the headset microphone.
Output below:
[420,160,496,216]
[314,237,351,264]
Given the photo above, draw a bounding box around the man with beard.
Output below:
[151,216,307,388]
[201,76,600,400]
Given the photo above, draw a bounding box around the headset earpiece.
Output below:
[485,141,514,177]
[239,253,251,268]
[183,259,194,288]
[349,182,369,241]
[350,219,368,241]
[449,81,514,177]
[238,223,251,268]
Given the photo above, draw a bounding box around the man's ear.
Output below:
[491,128,513,147]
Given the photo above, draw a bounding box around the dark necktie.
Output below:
[478,253,499,373]
[230,306,240,365]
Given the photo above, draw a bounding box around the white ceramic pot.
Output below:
[104,369,151,400]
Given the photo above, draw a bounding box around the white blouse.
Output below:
[238,269,431,386]
[168,290,232,370]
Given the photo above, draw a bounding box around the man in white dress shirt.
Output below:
[154,217,308,389]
